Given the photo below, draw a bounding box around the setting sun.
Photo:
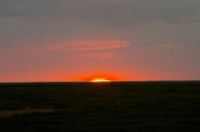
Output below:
[90,78,111,83]
[72,72,124,82]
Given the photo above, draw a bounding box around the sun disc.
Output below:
[90,78,111,83]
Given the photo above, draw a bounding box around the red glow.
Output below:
[72,72,124,82]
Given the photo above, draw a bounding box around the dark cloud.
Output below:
[1,0,200,25]
[0,0,200,43]
[0,0,200,44]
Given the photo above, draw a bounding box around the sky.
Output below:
[0,0,200,82]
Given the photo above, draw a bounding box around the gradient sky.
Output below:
[0,0,200,82]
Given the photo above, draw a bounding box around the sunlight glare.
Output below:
[90,78,111,83]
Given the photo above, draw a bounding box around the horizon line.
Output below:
[0,80,200,84]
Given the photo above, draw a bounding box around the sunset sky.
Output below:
[0,0,200,82]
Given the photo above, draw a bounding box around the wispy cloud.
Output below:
[157,43,184,48]
[0,39,130,59]
[76,52,119,59]
[47,40,130,51]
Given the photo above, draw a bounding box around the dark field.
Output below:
[0,81,200,132]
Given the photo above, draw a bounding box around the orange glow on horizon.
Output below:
[72,72,125,82]
[90,78,111,82]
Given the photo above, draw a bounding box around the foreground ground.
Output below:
[0,81,200,132]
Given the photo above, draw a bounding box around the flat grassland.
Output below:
[0,81,200,132]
